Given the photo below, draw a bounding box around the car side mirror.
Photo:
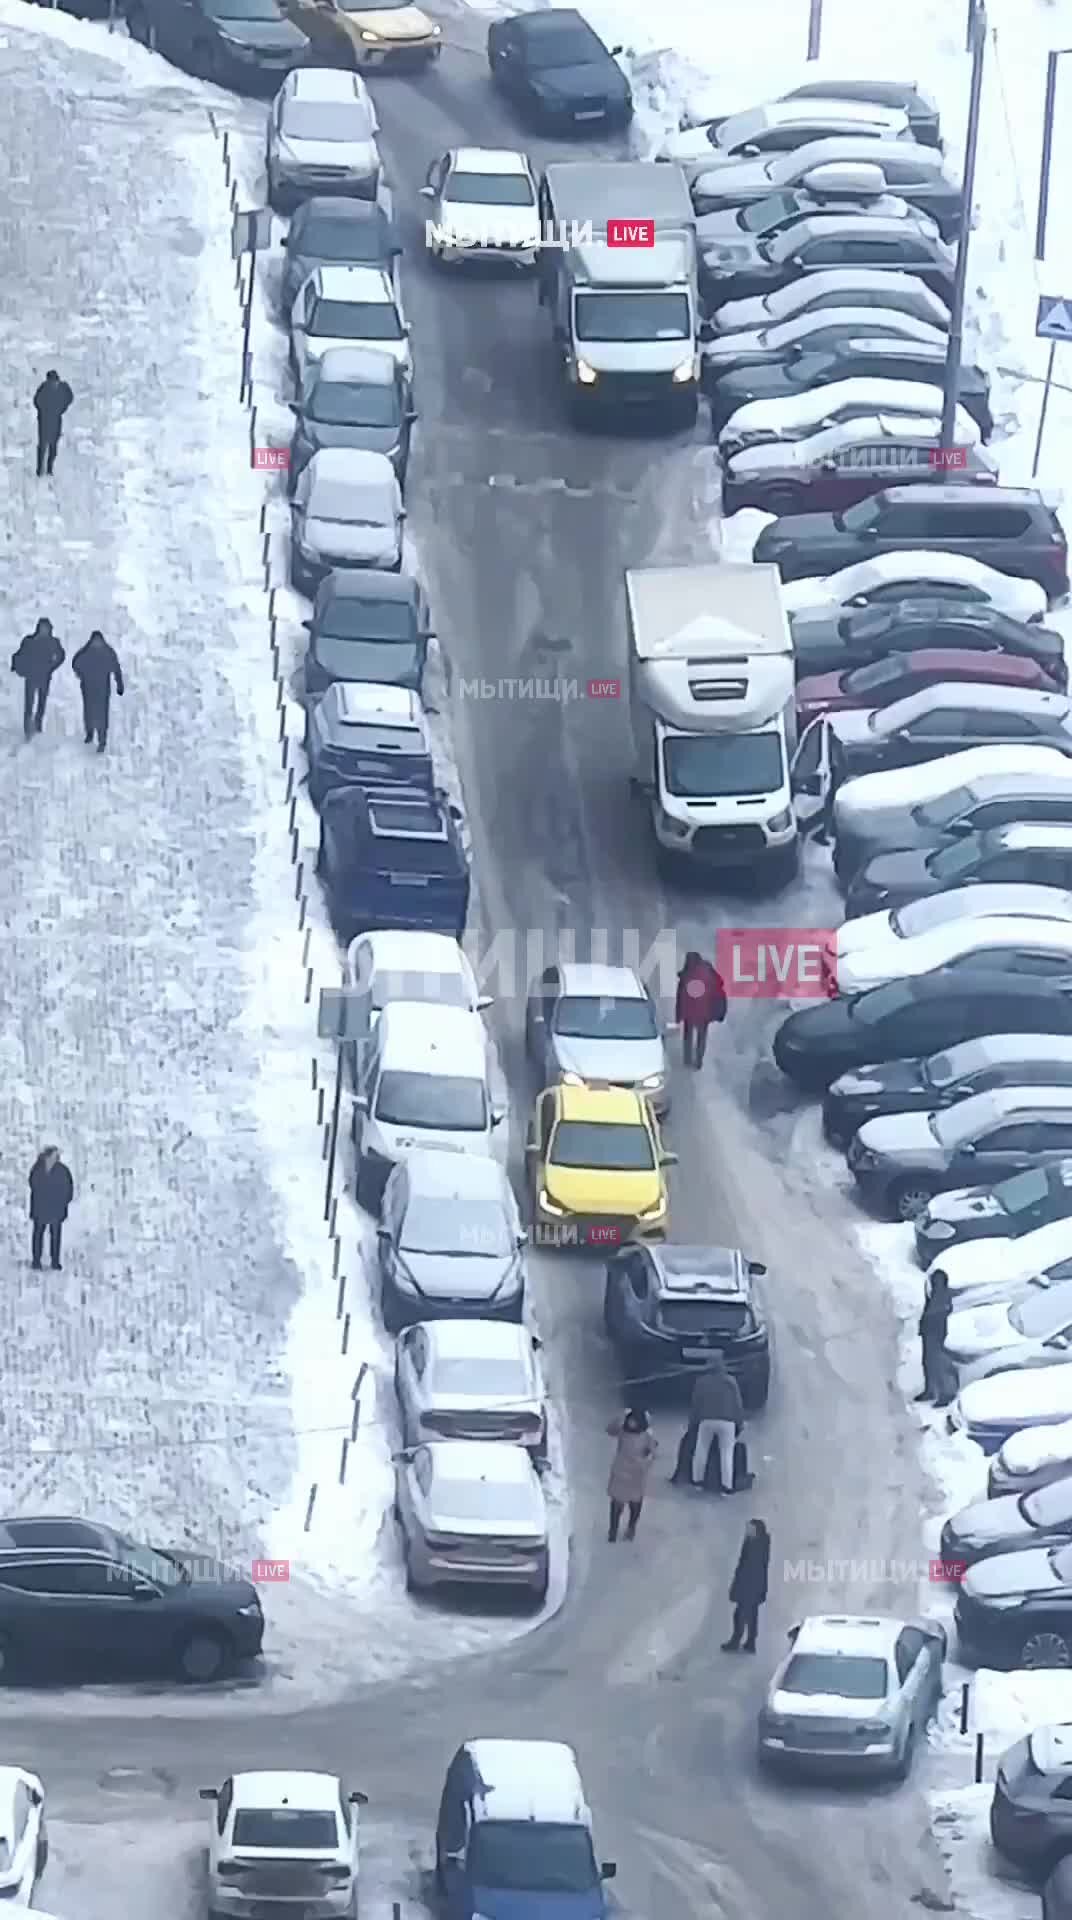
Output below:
[660,1151,678,1166]
[355,1094,369,1112]
[349,1790,369,1806]
[403,323,413,335]
[406,408,418,421]
[28,1786,43,1807]
[449,803,463,821]
[748,1260,767,1276]
[491,1105,507,1127]
[419,185,435,198]
[531,1334,543,1350]
[288,401,299,414]
[787,1622,802,1642]
[302,620,312,631]
[477,995,493,1010]
[199,1788,219,1801]
[961,1142,976,1156]
[443,1848,465,1867]
[601,1862,618,1880]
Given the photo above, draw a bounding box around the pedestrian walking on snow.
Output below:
[33,370,73,477]
[73,631,124,752]
[684,1354,743,1493]
[722,1518,771,1653]
[675,951,727,1068]
[12,619,65,739]
[29,1147,73,1271]
[606,1407,657,1542]
[915,1271,955,1407]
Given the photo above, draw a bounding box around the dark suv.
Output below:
[317,783,469,941]
[755,485,1070,600]
[0,1516,264,1683]
[707,339,993,437]
[602,1243,770,1407]
[126,0,310,86]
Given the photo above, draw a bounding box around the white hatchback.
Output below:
[291,265,411,381]
[421,147,539,265]
[202,1770,367,1919]
[779,552,1049,624]
[720,377,974,455]
[836,884,1072,963]
[834,914,1072,996]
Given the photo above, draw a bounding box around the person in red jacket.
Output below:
[675,951,727,1068]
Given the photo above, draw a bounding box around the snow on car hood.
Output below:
[216,17,306,49]
[551,1035,665,1085]
[933,1220,1072,1295]
[302,516,399,565]
[930,1187,1005,1224]
[962,1545,1063,1599]
[959,1364,1072,1429]
[948,1492,1027,1546]
[856,1109,944,1162]
[947,1300,1023,1359]
[397,1249,515,1303]
[1000,1418,1072,1474]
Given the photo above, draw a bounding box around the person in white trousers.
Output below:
[687,1356,744,1493]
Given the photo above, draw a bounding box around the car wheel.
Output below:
[1021,1629,1072,1670]
[176,1628,231,1683]
[889,1178,937,1223]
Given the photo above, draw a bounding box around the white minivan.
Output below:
[353,1001,504,1209]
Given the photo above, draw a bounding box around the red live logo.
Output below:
[929,448,968,470]
[251,1558,290,1583]
[588,678,621,699]
[253,447,290,470]
[716,928,837,999]
[607,218,655,248]
[929,1559,966,1583]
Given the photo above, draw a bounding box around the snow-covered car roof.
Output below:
[716,99,910,149]
[556,961,646,998]
[376,1001,487,1076]
[730,412,944,470]
[1001,1418,1072,1473]
[230,1772,342,1810]
[778,552,1049,618]
[959,1365,1072,1425]
[309,346,400,388]
[788,1613,907,1658]
[418,1317,533,1365]
[838,887,1072,955]
[848,915,1072,979]
[928,1214,1072,1294]
[347,929,476,992]
[714,268,950,328]
[397,1149,512,1201]
[465,1741,588,1827]
[721,377,961,437]
[450,147,532,174]
[867,681,1069,736]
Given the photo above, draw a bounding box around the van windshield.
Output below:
[469,1821,599,1893]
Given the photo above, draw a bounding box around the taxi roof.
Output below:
[554,1080,648,1124]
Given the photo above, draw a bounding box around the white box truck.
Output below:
[626,562,798,879]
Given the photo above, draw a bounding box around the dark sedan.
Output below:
[823,1036,1072,1148]
[487,8,631,129]
[127,0,310,85]
[943,1479,1072,1574]
[797,649,1052,724]
[790,598,1067,687]
[956,1541,1072,1670]
[915,1157,1072,1266]
[305,680,434,807]
[755,484,1071,600]
[774,971,1072,1092]
[707,339,993,437]
[991,1723,1072,1873]
[699,214,954,309]
[0,1515,264,1683]
[289,347,415,490]
[602,1243,770,1408]
[282,197,401,320]
[304,570,429,700]
[845,825,1072,919]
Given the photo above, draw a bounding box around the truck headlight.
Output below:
[766,807,792,833]
[576,359,598,385]
[671,356,697,384]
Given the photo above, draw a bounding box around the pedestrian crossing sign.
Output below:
[1036,295,1072,340]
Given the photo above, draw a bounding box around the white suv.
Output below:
[290,265,411,382]
[267,68,380,213]
[354,1001,505,1209]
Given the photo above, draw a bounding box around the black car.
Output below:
[990,1722,1072,1873]
[317,783,469,942]
[846,824,1072,918]
[487,9,632,129]
[791,599,1067,688]
[1046,1855,1072,1920]
[0,1515,263,1683]
[304,570,430,700]
[781,79,942,149]
[282,197,401,319]
[823,1036,1072,1148]
[774,970,1072,1092]
[916,1156,1072,1266]
[126,0,310,86]
[707,337,993,438]
[943,1479,1072,1579]
[305,680,435,807]
[699,214,954,309]
[602,1243,770,1408]
[835,775,1072,885]
[955,1540,1072,1670]
[755,485,1071,601]
[290,347,415,490]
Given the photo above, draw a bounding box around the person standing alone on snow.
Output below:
[606,1407,657,1542]
[675,950,727,1068]
[722,1518,771,1653]
[12,619,64,739]
[33,370,73,477]
[28,1146,74,1271]
[73,631,124,752]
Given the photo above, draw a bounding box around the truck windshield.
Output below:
[574,291,691,342]
[662,731,784,798]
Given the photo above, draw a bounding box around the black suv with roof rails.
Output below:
[755,486,1070,600]
[705,339,993,439]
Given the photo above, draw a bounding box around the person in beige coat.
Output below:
[606,1407,658,1543]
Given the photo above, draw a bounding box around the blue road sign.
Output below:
[1037,295,1072,340]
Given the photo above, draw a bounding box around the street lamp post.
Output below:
[942,1,987,451]
[1035,47,1072,260]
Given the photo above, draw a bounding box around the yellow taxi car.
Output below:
[296,0,441,68]
[526,1079,675,1245]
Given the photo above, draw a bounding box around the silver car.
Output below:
[393,1318,546,1455]
[290,265,411,383]
[524,962,668,1114]
[378,1149,526,1329]
[393,1439,549,1600]
[290,447,403,596]
[758,1613,945,1777]
[267,67,381,213]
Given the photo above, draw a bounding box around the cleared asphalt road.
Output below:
[20,12,948,1919]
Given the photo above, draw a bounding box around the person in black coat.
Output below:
[33,370,74,476]
[12,619,65,739]
[28,1147,74,1271]
[72,632,124,752]
[916,1271,955,1407]
[722,1518,771,1653]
